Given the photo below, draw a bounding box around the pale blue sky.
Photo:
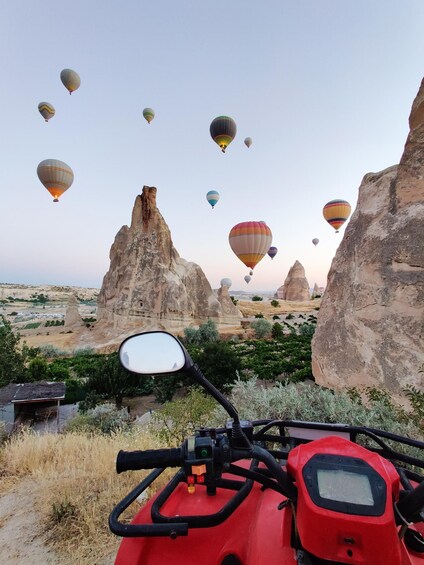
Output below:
[1,1,422,291]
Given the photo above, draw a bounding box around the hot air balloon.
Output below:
[267,246,278,259]
[60,69,81,94]
[210,116,236,153]
[206,190,219,209]
[323,200,352,233]
[143,108,155,124]
[37,159,74,202]
[244,275,251,284]
[244,137,252,148]
[220,278,232,288]
[229,221,272,274]
[312,238,319,246]
[38,102,55,122]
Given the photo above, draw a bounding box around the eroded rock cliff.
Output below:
[97,186,240,330]
[312,79,424,396]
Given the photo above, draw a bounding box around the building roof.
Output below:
[0,382,66,405]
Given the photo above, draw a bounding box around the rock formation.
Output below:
[97,186,240,330]
[275,260,310,301]
[311,283,320,298]
[217,281,242,319]
[312,79,424,397]
[64,294,84,327]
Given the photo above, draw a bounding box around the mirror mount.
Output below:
[185,362,250,449]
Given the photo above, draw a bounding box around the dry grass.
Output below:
[0,429,173,564]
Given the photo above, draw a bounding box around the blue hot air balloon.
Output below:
[206,190,220,209]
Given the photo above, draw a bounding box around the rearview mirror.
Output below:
[119,331,188,375]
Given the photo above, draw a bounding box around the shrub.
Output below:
[285,313,294,320]
[254,312,264,318]
[272,315,280,320]
[251,318,272,339]
[216,378,424,446]
[270,300,279,307]
[404,387,424,426]
[230,296,238,306]
[271,322,284,339]
[65,403,131,435]
[252,295,263,302]
[298,323,316,337]
[183,319,219,345]
[151,388,217,445]
[38,344,67,358]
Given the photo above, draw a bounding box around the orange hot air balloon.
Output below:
[323,199,351,233]
[228,221,272,272]
[37,159,74,202]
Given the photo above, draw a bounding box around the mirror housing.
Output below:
[119,331,193,375]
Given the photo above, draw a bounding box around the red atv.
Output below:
[110,331,424,564]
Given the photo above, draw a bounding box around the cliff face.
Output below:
[97,186,240,330]
[312,79,424,396]
[275,260,310,301]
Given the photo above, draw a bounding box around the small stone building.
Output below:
[0,381,66,433]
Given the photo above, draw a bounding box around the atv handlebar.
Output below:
[116,448,183,473]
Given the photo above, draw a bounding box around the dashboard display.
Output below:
[317,469,374,505]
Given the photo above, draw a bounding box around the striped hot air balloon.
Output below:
[206,190,220,209]
[267,246,278,259]
[38,102,55,122]
[60,69,81,94]
[210,116,237,153]
[229,221,272,272]
[37,159,74,202]
[143,108,155,124]
[323,200,352,233]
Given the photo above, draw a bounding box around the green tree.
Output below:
[86,353,146,409]
[27,357,49,381]
[193,341,242,392]
[0,315,27,386]
[252,295,263,302]
[270,299,279,307]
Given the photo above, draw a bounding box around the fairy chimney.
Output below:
[275,260,310,301]
[312,79,424,398]
[97,186,240,330]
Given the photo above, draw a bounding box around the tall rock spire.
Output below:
[97,186,240,330]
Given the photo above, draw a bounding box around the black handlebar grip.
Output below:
[116,448,183,474]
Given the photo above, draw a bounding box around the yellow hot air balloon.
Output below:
[60,68,81,94]
[143,108,155,124]
[323,200,352,233]
[37,159,74,202]
[229,221,272,272]
[38,102,55,122]
[210,116,237,153]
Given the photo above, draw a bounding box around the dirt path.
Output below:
[0,480,115,565]
[0,480,63,564]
